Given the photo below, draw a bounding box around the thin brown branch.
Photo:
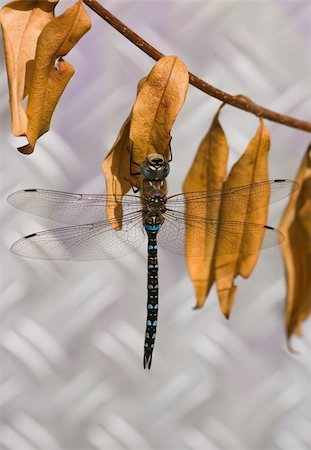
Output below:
[83,0,311,133]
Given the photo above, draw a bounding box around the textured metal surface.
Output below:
[1,1,311,449]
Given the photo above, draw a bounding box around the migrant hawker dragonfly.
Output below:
[8,154,297,368]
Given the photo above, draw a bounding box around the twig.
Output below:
[83,0,311,133]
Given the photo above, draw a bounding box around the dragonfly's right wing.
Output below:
[159,209,284,257]
[10,214,145,260]
[8,189,142,225]
[166,179,298,218]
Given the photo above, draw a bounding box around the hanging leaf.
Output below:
[183,104,228,308]
[104,56,188,230]
[17,0,91,154]
[279,144,311,345]
[214,119,270,318]
[130,55,189,167]
[0,1,59,136]
[102,79,146,229]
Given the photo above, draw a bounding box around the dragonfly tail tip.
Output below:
[143,351,153,370]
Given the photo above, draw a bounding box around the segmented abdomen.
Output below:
[144,229,159,369]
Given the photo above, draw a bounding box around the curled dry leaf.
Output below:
[279,144,311,345]
[182,104,228,308]
[183,107,270,318]
[130,55,189,166]
[104,56,188,229]
[0,1,59,136]
[18,0,91,154]
[102,79,146,230]
[215,119,270,318]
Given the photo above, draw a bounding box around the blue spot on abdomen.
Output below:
[145,224,161,231]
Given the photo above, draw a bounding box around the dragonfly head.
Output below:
[141,153,170,181]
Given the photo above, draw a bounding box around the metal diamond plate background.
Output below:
[1,1,311,449]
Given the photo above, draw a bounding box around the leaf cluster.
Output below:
[0,0,91,153]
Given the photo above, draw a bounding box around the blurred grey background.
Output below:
[1,1,311,449]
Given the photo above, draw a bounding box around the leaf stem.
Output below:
[83,0,311,133]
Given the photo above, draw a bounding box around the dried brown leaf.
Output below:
[279,144,311,344]
[0,1,59,136]
[18,0,91,154]
[129,55,189,166]
[102,79,146,229]
[183,104,229,308]
[215,119,270,317]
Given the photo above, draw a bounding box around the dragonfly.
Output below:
[8,153,298,369]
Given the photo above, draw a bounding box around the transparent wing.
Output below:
[10,213,145,260]
[7,189,142,225]
[166,179,298,218]
[158,209,283,257]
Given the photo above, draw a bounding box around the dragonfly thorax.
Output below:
[145,194,166,213]
[140,153,168,226]
[143,193,167,230]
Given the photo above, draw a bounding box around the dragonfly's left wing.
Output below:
[10,214,145,260]
[8,189,142,225]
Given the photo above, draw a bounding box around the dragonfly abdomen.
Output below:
[144,228,160,369]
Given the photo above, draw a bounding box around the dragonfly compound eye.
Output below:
[141,153,170,181]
